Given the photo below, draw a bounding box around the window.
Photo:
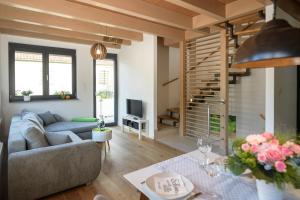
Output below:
[9,43,76,102]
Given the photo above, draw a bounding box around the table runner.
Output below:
[154,155,258,200]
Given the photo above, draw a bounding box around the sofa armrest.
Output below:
[8,140,102,200]
[8,132,26,154]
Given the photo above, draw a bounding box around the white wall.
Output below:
[0,34,122,134]
[265,4,275,133]
[118,34,157,138]
[0,35,2,119]
[229,69,266,137]
[168,47,180,108]
[157,40,169,116]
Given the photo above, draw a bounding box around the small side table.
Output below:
[92,128,112,156]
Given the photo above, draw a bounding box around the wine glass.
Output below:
[197,136,212,165]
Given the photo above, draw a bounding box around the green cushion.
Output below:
[71,117,97,122]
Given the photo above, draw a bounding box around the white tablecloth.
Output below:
[154,155,258,200]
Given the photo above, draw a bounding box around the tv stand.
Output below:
[122,116,148,140]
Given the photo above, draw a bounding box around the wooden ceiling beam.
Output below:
[278,0,300,22]
[0,19,131,45]
[255,0,272,5]
[193,0,265,29]
[0,5,142,42]
[163,38,179,47]
[69,0,193,30]
[0,28,121,49]
[0,0,185,40]
[226,0,264,19]
[164,0,225,20]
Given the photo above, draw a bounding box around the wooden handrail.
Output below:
[162,77,179,86]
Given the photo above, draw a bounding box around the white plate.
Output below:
[145,172,194,200]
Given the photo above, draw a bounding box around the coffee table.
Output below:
[92,128,112,156]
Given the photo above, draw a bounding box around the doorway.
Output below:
[93,54,118,126]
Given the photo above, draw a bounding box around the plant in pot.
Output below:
[21,90,33,102]
[227,132,300,200]
[54,91,71,100]
[96,90,113,129]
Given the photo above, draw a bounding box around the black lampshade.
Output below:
[233,19,300,68]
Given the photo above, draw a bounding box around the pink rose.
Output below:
[261,132,273,140]
[250,145,259,153]
[280,147,293,157]
[257,153,267,163]
[241,143,250,152]
[274,161,287,173]
[266,149,284,162]
[270,139,279,146]
[246,134,266,145]
[283,141,294,148]
[291,144,300,155]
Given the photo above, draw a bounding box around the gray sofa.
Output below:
[8,114,101,200]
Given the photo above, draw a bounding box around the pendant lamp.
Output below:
[233,0,300,68]
[90,42,107,60]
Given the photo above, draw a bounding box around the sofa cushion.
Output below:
[47,131,82,142]
[22,121,49,150]
[45,132,72,146]
[22,112,45,132]
[21,110,44,126]
[45,121,97,134]
[38,111,57,126]
[53,114,63,122]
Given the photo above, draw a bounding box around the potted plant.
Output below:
[21,90,33,102]
[227,132,300,200]
[96,90,113,125]
[54,91,71,100]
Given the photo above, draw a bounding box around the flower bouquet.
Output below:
[227,132,300,200]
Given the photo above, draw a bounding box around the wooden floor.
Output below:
[42,127,182,200]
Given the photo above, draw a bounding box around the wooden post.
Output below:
[179,41,186,136]
[219,29,229,155]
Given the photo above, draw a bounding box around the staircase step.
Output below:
[229,68,250,76]
[167,107,179,114]
[198,86,220,91]
[158,115,179,122]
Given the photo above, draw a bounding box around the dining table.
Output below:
[124,150,300,200]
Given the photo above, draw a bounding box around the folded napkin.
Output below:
[154,175,187,196]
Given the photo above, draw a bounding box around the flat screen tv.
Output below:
[127,99,143,118]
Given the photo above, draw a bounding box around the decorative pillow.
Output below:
[38,111,57,126]
[22,112,45,132]
[53,114,63,122]
[45,132,71,146]
[21,121,49,150]
[21,109,44,126]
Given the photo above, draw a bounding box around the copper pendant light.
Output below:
[90,42,107,60]
[233,1,300,68]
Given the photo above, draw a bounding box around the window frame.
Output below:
[9,43,77,102]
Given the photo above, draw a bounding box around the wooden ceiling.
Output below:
[0,0,271,48]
